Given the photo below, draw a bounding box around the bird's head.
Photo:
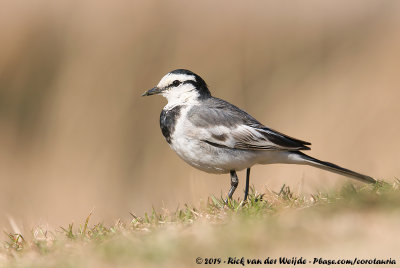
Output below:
[142,69,211,105]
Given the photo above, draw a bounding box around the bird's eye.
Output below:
[172,80,181,87]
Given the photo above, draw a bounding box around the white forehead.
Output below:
[157,73,196,88]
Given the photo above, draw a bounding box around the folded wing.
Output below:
[187,98,311,151]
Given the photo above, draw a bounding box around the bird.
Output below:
[142,69,376,201]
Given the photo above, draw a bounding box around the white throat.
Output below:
[162,84,200,109]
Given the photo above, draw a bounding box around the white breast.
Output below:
[168,106,263,174]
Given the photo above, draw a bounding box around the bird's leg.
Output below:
[226,170,239,203]
[244,168,251,201]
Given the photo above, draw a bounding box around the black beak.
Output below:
[142,87,162,96]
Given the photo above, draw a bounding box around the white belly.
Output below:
[170,135,296,173]
[168,106,293,173]
[170,135,254,173]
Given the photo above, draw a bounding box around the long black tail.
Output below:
[295,152,376,184]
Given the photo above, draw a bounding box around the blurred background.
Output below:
[1,0,399,229]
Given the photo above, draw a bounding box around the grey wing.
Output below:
[233,125,311,151]
[187,98,311,151]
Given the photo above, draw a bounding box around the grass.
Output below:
[1,180,399,268]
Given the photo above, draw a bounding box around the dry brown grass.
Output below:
[1,181,399,268]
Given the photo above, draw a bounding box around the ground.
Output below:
[1,181,399,268]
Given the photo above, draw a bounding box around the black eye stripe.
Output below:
[166,79,196,89]
[172,80,181,87]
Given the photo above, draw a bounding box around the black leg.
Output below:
[244,168,251,201]
[226,170,239,202]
